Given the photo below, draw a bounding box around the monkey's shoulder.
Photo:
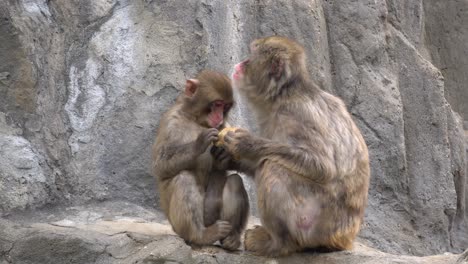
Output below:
[160,110,202,137]
[269,93,365,150]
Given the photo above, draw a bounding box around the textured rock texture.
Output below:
[0,204,464,264]
[424,0,468,121]
[0,0,466,259]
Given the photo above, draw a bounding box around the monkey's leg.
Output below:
[219,174,249,251]
[203,175,226,227]
[244,225,297,257]
[168,171,232,245]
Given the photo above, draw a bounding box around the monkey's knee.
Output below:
[225,174,247,194]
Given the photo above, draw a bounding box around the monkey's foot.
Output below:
[244,225,297,256]
[221,232,241,251]
[244,225,273,254]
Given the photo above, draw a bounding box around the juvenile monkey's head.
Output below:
[233,36,308,101]
[184,70,233,128]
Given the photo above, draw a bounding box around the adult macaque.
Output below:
[218,36,370,256]
[152,70,249,250]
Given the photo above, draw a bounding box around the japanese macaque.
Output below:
[152,70,249,250]
[217,36,370,256]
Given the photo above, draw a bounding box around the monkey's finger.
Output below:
[202,136,219,151]
[209,135,219,143]
[218,149,231,160]
[210,146,225,158]
[212,145,229,156]
[218,127,238,138]
[206,131,219,144]
[207,127,219,134]
[212,148,232,169]
[208,129,219,137]
[216,221,233,236]
[223,131,235,144]
[234,128,248,133]
[216,149,227,160]
[217,127,239,146]
[207,129,219,138]
[210,145,220,155]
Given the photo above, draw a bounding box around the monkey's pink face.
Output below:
[207,100,232,128]
[232,60,248,82]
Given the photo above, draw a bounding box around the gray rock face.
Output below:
[0,0,466,257]
[0,136,48,212]
[424,0,468,121]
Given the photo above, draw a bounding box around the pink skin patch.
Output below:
[232,60,248,81]
[295,202,320,231]
[297,215,315,230]
[208,101,225,128]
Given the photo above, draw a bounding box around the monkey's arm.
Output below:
[153,142,201,180]
[254,140,336,182]
[231,158,257,176]
[210,145,257,176]
[224,131,336,182]
[154,127,219,180]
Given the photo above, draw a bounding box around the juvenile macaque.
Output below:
[218,36,370,256]
[152,70,249,250]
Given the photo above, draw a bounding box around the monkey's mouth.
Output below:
[232,59,249,81]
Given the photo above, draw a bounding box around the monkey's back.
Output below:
[255,90,370,248]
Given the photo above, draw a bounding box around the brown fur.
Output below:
[152,70,249,250]
[223,36,370,256]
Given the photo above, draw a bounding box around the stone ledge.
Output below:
[0,215,464,264]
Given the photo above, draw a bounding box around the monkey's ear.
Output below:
[185,79,200,97]
[270,58,285,81]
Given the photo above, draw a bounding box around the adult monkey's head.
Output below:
[232,36,309,102]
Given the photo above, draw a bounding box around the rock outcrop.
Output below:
[0,203,465,264]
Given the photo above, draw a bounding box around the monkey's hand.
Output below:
[215,127,238,147]
[210,145,238,171]
[195,128,219,155]
[218,128,255,160]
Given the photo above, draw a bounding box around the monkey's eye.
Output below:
[213,101,224,108]
[210,100,225,112]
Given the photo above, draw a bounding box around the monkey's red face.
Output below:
[207,100,232,128]
[184,72,233,129]
[232,60,248,81]
[232,37,276,87]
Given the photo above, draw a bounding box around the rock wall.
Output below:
[0,0,466,256]
[424,0,468,121]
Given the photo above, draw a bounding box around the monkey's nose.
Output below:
[234,62,243,72]
[232,63,243,81]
